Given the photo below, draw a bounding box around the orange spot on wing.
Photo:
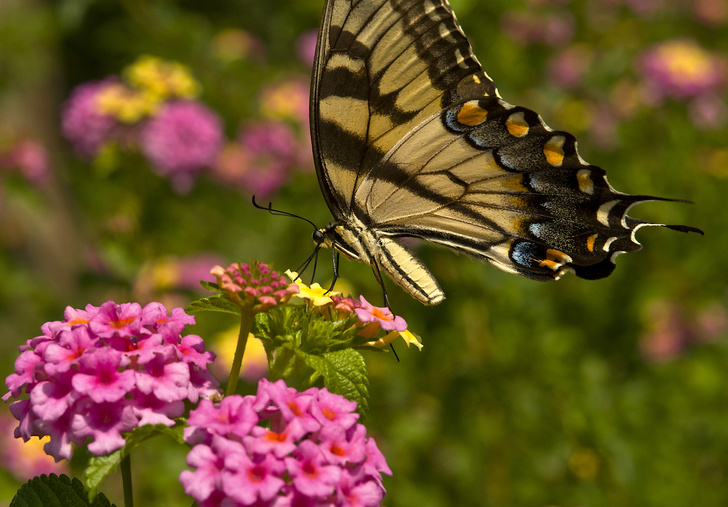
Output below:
[586,234,597,252]
[457,102,488,126]
[544,137,565,166]
[506,112,529,137]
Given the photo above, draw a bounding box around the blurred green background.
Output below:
[0,0,726,505]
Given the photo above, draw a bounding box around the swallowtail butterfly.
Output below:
[309,0,700,305]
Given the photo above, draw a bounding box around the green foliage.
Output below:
[11,474,114,507]
[254,305,372,413]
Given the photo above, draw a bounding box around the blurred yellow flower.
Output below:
[95,83,159,123]
[213,329,268,382]
[124,55,200,102]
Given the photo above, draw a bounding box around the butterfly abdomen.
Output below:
[321,217,445,305]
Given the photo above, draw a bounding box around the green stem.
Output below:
[226,310,255,396]
[121,453,133,507]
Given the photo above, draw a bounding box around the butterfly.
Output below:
[308,0,701,306]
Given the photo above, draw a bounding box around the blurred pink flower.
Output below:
[211,29,266,64]
[140,100,224,193]
[259,78,310,128]
[639,39,727,100]
[0,139,50,186]
[0,412,68,481]
[296,30,319,67]
[212,121,299,197]
[640,300,727,362]
[624,0,666,17]
[61,79,119,157]
[696,302,728,343]
[548,45,593,90]
[693,0,728,26]
[688,94,728,129]
[640,301,692,362]
[501,10,574,47]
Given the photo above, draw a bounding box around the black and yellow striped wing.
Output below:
[310,0,700,305]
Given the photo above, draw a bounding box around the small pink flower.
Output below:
[179,440,226,502]
[244,418,306,458]
[286,440,341,499]
[72,349,136,403]
[185,396,258,443]
[89,301,142,339]
[222,451,286,504]
[70,401,138,456]
[354,296,407,332]
[310,388,360,431]
[336,470,384,507]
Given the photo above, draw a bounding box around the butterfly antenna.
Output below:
[251,195,318,231]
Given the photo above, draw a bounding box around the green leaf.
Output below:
[84,452,121,497]
[298,348,370,415]
[199,280,219,291]
[11,474,114,507]
[123,424,185,449]
[185,294,240,316]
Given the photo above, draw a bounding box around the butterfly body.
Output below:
[310,0,700,305]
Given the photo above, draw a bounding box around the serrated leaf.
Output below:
[11,474,114,507]
[84,452,122,497]
[199,280,219,291]
[123,424,185,449]
[298,348,369,415]
[185,294,240,315]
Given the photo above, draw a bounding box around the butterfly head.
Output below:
[314,223,362,262]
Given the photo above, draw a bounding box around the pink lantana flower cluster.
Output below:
[180,378,391,506]
[3,301,220,462]
[211,261,300,312]
[61,55,223,193]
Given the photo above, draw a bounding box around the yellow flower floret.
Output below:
[95,83,160,123]
[285,270,339,307]
[124,55,200,102]
[367,329,423,350]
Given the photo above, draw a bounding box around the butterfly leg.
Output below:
[369,258,391,310]
[326,250,341,294]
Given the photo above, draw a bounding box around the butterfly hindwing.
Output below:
[310,0,700,304]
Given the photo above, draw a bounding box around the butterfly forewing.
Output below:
[310,0,700,304]
[312,0,495,218]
